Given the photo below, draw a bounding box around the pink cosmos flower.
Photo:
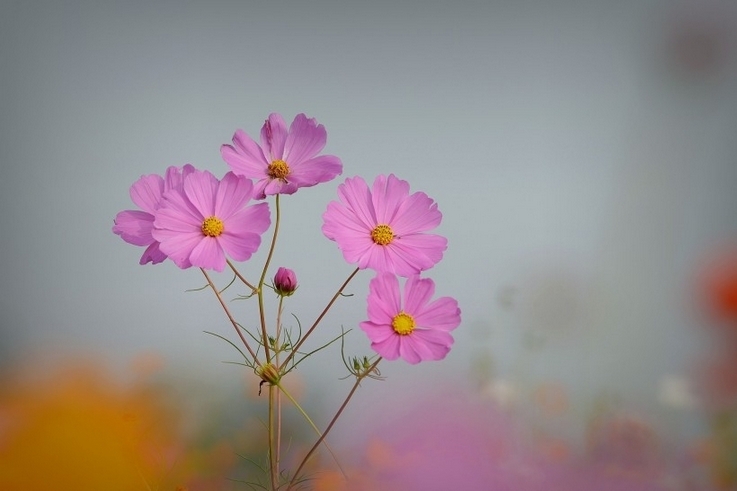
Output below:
[113,165,195,265]
[322,174,447,277]
[360,273,460,364]
[220,113,343,199]
[151,169,270,272]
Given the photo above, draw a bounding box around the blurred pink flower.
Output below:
[221,113,342,199]
[322,174,447,276]
[273,267,298,296]
[360,273,460,364]
[113,164,194,265]
[318,389,677,491]
[152,170,270,272]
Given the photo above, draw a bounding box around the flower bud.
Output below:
[257,363,281,386]
[273,267,298,297]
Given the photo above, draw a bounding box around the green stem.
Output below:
[226,259,257,292]
[282,267,360,368]
[258,194,281,363]
[287,358,382,489]
[274,295,285,484]
[200,268,258,362]
[277,383,346,478]
[268,385,278,491]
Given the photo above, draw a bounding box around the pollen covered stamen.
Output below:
[392,312,415,335]
[371,224,394,245]
[267,159,290,180]
[201,216,224,237]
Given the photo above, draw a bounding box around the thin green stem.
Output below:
[277,383,346,478]
[258,194,282,363]
[200,268,258,362]
[226,259,257,292]
[282,267,360,368]
[274,295,285,484]
[287,358,382,490]
[268,385,278,491]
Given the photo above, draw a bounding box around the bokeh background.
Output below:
[1,1,737,489]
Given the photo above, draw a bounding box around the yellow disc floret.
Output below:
[267,159,290,180]
[371,224,394,245]
[392,311,415,335]
[201,216,224,237]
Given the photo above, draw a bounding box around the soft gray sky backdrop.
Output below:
[1,0,736,434]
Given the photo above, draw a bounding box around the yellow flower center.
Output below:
[201,216,224,237]
[392,312,415,335]
[267,159,290,180]
[371,224,394,245]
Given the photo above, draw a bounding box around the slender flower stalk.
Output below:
[287,358,383,490]
[200,268,258,362]
[281,267,360,368]
[277,382,345,478]
[227,259,257,292]
[268,386,278,491]
[258,194,283,364]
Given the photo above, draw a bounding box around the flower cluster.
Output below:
[113,112,461,488]
[114,112,460,365]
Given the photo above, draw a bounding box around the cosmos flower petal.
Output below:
[189,237,226,272]
[397,338,423,365]
[263,178,299,196]
[221,131,269,179]
[183,170,218,217]
[113,165,198,266]
[390,235,448,274]
[214,172,253,220]
[363,246,401,276]
[154,230,202,269]
[252,179,270,200]
[322,200,372,239]
[402,329,454,363]
[224,202,271,238]
[284,113,327,164]
[392,192,443,235]
[289,154,342,188]
[153,192,202,233]
[331,235,376,268]
[372,174,410,224]
[139,242,167,265]
[260,113,289,161]
[414,297,461,332]
[361,322,402,360]
[367,273,402,321]
[403,275,435,314]
[113,210,155,246]
[163,164,195,194]
[335,176,377,229]
[129,174,164,214]
[216,232,262,262]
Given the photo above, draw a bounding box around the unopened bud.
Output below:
[273,267,298,297]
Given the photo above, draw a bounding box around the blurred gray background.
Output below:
[1,0,736,446]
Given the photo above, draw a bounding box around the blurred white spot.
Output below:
[480,378,519,408]
[657,375,698,410]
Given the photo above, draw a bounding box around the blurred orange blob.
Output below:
[0,356,213,490]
